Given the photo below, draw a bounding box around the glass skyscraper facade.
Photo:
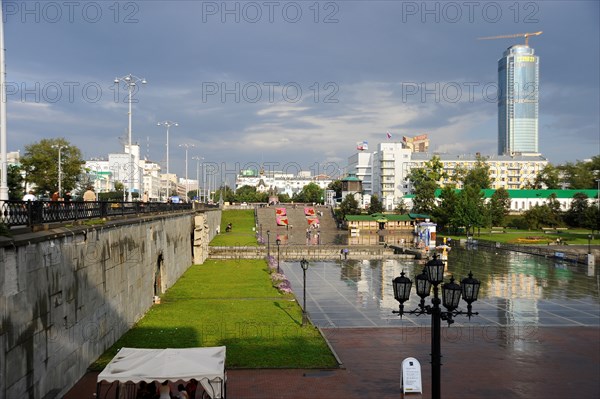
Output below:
[498,45,539,155]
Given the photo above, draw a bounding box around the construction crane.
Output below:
[478,31,543,47]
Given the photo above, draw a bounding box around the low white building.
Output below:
[235,170,333,198]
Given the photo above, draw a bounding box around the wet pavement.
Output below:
[66,247,600,398]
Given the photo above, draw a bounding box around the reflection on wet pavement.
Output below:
[281,246,600,329]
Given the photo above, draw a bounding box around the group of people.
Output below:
[136,379,199,399]
[20,187,96,202]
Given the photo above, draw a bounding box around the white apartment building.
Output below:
[348,143,549,211]
[85,144,171,200]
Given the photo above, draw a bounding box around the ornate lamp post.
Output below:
[392,256,480,399]
[157,121,178,200]
[276,238,281,273]
[267,230,271,257]
[114,74,147,202]
[300,258,309,326]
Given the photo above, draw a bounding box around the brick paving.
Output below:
[66,326,599,399]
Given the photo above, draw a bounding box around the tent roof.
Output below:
[97,347,226,384]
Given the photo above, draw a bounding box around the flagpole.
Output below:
[0,0,9,201]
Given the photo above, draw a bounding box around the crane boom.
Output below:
[478,31,543,46]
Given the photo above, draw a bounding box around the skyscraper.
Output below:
[498,45,540,155]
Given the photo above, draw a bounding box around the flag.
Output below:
[386,131,392,139]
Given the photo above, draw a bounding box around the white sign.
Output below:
[401,357,422,394]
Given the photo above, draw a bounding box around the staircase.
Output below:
[255,204,340,245]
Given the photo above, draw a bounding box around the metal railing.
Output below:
[0,200,195,228]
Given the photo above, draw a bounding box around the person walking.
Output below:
[22,190,37,201]
[83,187,96,201]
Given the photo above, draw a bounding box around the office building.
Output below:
[498,45,540,155]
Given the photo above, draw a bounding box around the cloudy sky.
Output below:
[3,0,599,183]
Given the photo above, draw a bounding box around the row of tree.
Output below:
[408,155,600,233]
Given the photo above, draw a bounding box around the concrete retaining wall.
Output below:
[0,210,221,398]
[209,245,411,260]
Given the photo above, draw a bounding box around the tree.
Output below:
[20,138,84,197]
[411,179,437,215]
[293,182,324,203]
[8,164,24,199]
[533,164,561,189]
[488,188,511,226]
[368,194,384,214]
[338,194,360,220]
[518,194,563,229]
[235,185,259,203]
[213,185,235,203]
[394,198,409,214]
[433,186,458,232]
[278,193,291,203]
[565,192,590,228]
[559,161,595,189]
[463,155,491,189]
[408,155,446,215]
[451,185,486,235]
[327,180,342,199]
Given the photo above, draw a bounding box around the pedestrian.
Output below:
[63,191,72,202]
[177,384,190,399]
[158,381,171,399]
[22,190,37,201]
[51,191,60,202]
[83,187,96,201]
[142,191,149,203]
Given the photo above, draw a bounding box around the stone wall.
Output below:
[0,210,220,398]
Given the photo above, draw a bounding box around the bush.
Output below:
[506,217,530,230]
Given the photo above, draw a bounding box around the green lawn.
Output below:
[91,259,338,370]
[210,209,258,247]
[441,228,599,246]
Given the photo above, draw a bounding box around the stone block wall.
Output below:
[0,212,210,398]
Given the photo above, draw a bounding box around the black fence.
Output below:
[0,200,195,228]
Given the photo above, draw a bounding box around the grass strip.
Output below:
[210,210,258,247]
[90,259,338,370]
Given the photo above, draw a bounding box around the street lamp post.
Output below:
[267,230,271,257]
[114,74,147,202]
[179,144,195,202]
[192,156,203,202]
[392,256,480,399]
[0,5,8,202]
[276,238,281,273]
[51,144,68,197]
[157,121,178,201]
[300,258,309,326]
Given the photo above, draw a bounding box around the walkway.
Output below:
[66,326,599,399]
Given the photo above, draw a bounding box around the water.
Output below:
[280,245,600,328]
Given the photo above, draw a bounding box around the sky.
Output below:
[3,0,599,184]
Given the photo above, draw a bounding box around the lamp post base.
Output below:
[301,311,308,326]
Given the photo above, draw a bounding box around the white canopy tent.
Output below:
[97,347,226,398]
